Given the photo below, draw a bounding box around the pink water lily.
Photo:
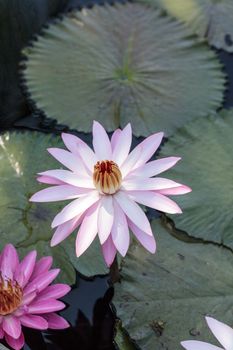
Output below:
[30,121,191,266]
[0,244,70,350]
[181,316,233,350]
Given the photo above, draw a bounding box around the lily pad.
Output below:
[0,131,108,284]
[23,3,225,136]
[160,110,233,249]
[137,0,233,52]
[114,321,138,350]
[114,219,233,349]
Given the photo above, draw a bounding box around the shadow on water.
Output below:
[22,275,115,350]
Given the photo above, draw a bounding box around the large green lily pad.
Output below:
[137,0,233,52]
[23,3,225,136]
[114,219,233,349]
[160,109,233,249]
[0,131,108,284]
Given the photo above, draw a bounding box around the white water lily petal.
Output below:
[30,185,90,202]
[38,170,94,189]
[93,121,112,160]
[114,191,152,236]
[128,219,156,253]
[111,201,130,257]
[181,341,223,350]
[52,192,99,228]
[76,202,100,257]
[131,157,181,177]
[112,124,132,166]
[122,177,182,191]
[47,147,88,175]
[98,196,114,244]
[128,190,182,214]
[206,317,233,350]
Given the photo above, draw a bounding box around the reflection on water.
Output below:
[22,274,115,350]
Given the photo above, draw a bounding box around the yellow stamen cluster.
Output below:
[0,274,23,315]
[93,160,122,194]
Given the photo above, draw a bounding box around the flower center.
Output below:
[93,160,122,194]
[0,274,23,315]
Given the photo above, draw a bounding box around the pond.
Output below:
[0,0,233,350]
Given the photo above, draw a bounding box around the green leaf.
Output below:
[159,109,233,249]
[114,320,138,350]
[0,131,108,284]
[114,219,233,349]
[137,0,233,52]
[23,3,225,136]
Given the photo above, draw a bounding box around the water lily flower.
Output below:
[30,121,191,266]
[0,244,70,350]
[181,316,233,350]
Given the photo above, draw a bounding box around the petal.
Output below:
[37,175,64,185]
[30,256,53,280]
[62,132,83,154]
[75,202,99,257]
[92,121,112,160]
[112,124,132,166]
[44,313,69,329]
[98,196,114,244]
[128,219,156,253]
[101,235,117,267]
[30,185,90,202]
[126,132,164,171]
[52,192,99,228]
[51,215,83,247]
[20,315,48,330]
[0,244,19,280]
[5,332,25,350]
[38,170,94,189]
[181,341,223,350]
[37,284,71,301]
[28,299,65,314]
[14,250,37,288]
[111,129,121,151]
[111,201,130,257]
[3,316,21,339]
[206,316,233,350]
[122,177,182,191]
[76,142,97,172]
[0,327,3,338]
[47,147,88,175]
[114,191,152,236]
[128,190,182,214]
[120,145,142,179]
[158,185,192,195]
[131,157,181,177]
[24,269,60,295]
[21,291,37,306]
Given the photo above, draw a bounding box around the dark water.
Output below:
[23,276,115,350]
[0,1,233,350]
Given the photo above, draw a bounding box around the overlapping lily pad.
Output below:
[160,109,233,249]
[114,321,138,350]
[0,131,108,284]
[114,219,233,349]
[137,0,233,52]
[23,3,225,136]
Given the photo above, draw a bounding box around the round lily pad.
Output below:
[114,219,233,349]
[23,3,225,136]
[160,109,233,249]
[0,131,108,284]
[137,0,233,52]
